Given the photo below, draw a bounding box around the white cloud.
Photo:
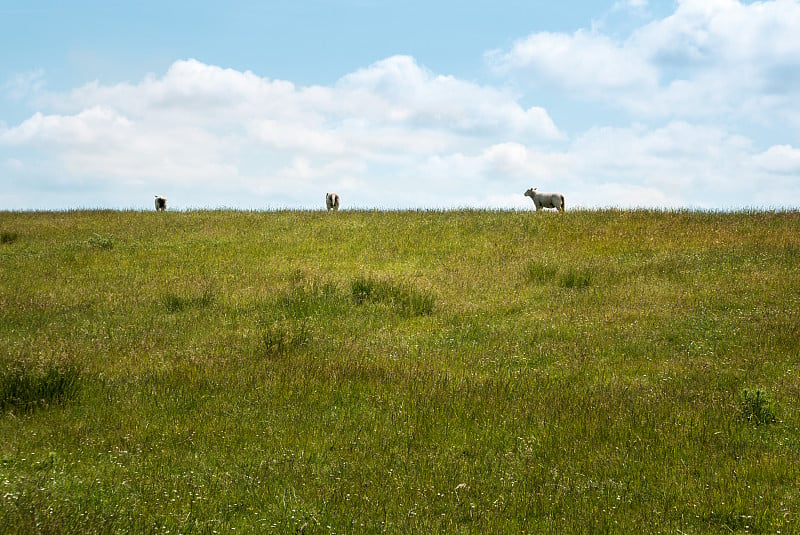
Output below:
[487,30,658,96]
[0,57,565,209]
[338,56,563,140]
[631,0,800,118]
[563,122,800,209]
[2,107,132,146]
[490,0,800,123]
[570,182,680,210]
[753,144,800,174]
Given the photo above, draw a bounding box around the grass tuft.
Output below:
[85,233,115,249]
[559,266,594,289]
[261,322,311,359]
[1,360,81,412]
[274,280,345,320]
[350,276,435,317]
[525,261,559,284]
[739,387,777,425]
[1,231,19,244]
[525,261,593,288]
[161,288,215,313]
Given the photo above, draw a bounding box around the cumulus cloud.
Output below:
[565,122,757,207]
[753,145,800,174]
[487,30,658,96]
[489,0,800,122]
[337,56,562,140]
[1,56,568,209]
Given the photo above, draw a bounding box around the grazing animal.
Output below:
[326,192,340,211]
[524,188,564,212]
[154,195,167,211]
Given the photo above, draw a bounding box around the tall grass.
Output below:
[0,358,81,412]
[350,276,436,317]
[1,209,798,533]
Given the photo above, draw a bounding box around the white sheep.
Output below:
[524,188,564,212]
[326,192,340,211]
[154,195,167,211]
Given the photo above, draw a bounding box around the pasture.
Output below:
[1,209,798,533]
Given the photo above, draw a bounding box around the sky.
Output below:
[1,0,799,211]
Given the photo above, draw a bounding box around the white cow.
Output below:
[524,188,564,212]
[326,192,340,211]
[154,195,167,211]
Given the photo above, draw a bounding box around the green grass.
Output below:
[1,208,799,533]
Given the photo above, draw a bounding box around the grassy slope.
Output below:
[1,209,798,533]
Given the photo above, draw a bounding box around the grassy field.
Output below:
[1,208,798,534]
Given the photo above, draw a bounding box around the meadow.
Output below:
[1,208,798,534]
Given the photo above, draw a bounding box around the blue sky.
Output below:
[2,0,799,210]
